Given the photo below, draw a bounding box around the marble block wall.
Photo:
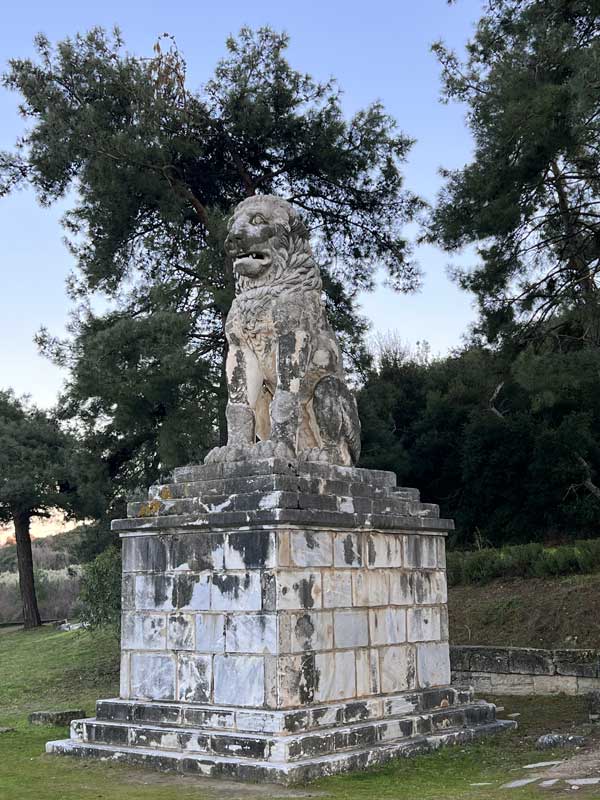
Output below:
[119,526,450,709]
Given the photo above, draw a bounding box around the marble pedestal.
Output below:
[47,459,513,782]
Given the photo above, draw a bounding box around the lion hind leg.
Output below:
[308,376,361,466]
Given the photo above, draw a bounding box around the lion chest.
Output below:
[227,298,277,383]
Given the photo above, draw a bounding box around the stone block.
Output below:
[211,572,261,611]
[356,649,380,696]
[334,609,369,649]
[278,654,318,706]
[389,572,415,606]
[417,642,451,688]
[336,495,356,514]
[29,710,86,727]
[289,530,333,567]
[449,646,471,672]
[121,613,167,651]
[383,695,419,716]
[468,646,510,673]
[366,533,403,568]
[508,648,555,676]
[276,530,291,567]
[134,574,175,611]
[553,649,600,678]
[177,654,212,702]
[120,653,129,698]
[195,613,225,652]
[489,672,534,694]
[283,611,334,653]
[224,531,275,569]
[296,493,338,512]
[407,607,441,643]
[532,675,578,695]
[440,607,449,642]
[379,645,416,694]
[122,535,169,573]
[579,677,600,694]
[314,650,356,702]
[369,608,406,646]
[167,613,195,650]
[276,571,322,610]
[333,532,362,567]
[403,535,438,569]
[130,654,175,700]
[121,575,135,610]
[226,613,277,654]
[436,537,447,569]
[174,572,211,610]
[322,571,352,609]
[170,533,225,572]
[213,655,265,707]
[235,710,281,734]
[415,571,447,605]
[352,571,389,607]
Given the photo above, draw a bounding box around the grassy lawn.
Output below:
[0,625,599,799]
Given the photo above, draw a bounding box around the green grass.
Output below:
[0,626,599,799]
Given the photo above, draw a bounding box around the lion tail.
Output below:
[341,388,362,465]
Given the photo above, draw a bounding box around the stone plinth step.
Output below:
[47,719,515,784]
[74,701,497,763]
[115,459,447,535]
[94,687,475,735]
[113,508,452,534]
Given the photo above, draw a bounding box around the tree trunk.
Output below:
[218,337,229,446]
[13,510,41,629]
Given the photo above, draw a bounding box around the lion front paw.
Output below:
[204,445,250,464]
[253,440,296,461]
[298,447,340,464]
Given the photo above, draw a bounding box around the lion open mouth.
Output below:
[233,251,271,276]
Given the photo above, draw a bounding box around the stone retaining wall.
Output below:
[451,645,600,695]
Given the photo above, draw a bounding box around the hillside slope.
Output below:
[449,573,600,649]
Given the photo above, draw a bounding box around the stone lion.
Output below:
[205,195,361,466]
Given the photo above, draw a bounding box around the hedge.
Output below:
[447,539,600,586]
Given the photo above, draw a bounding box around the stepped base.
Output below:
[46,687,516,784]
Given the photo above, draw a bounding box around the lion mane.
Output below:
[232,197,323,299]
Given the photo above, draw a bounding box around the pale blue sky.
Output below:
[0,0,483,407]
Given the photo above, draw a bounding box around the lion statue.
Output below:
[205,195,361,466]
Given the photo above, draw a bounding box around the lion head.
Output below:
[225,195,322,294]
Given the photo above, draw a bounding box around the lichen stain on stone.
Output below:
[159,486,173,500]
[138,500,161,517]
[294,613,315,645]
[406,657,416,688]
[153,575,169,608]
[343,534,357,565]
[174,574,195,608]
[229,532,269,568]
[299,654,318,704]
[344,702,369,722]
[213,573,242,599]
[297,577,315,609]
[367,536,376,565]
[304,531,317,550]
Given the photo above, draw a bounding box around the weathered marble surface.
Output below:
[205,196,361,467]
[47,460,513,782]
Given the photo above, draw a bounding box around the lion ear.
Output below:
[289,215,309,241]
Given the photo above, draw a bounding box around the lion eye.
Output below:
[250,214,267,225]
